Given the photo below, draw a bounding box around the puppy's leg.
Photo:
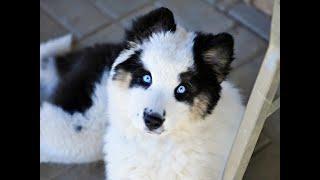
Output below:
[40,34,73,102]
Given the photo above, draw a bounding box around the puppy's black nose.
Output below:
[143,112,165,130]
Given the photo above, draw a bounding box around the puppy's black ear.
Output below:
[193,32,234,83]
[125,7,176,43]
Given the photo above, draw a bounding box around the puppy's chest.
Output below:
[107,133,224,179]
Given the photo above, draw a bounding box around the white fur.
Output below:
[40,34,73,60]
[40,34,73,99]
[40,35,108,163]
[104,27,245,180]
[40,73,110,163]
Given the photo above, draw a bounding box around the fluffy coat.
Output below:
[40,7,245,180]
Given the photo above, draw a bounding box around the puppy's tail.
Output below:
[40,34,73,60]
[40,34,74,102]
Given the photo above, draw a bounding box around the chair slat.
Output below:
[222,0,280,179]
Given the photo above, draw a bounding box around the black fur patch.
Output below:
[125,7,176,43]
[113,50,152,89]
[175,32,234,117]
[175,69,221,117]
[48,43,124,114]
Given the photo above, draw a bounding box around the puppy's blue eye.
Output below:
[177,85,186,94]
[142,74,152,84]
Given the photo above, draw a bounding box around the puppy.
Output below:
[104,8,244,180]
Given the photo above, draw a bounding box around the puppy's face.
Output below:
[108,8,234,136]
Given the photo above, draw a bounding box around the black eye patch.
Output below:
[176,68,222,117]
[174,82,194,102]
[113,50,151,89]
[130,70,152,89]
[174,71,199,103]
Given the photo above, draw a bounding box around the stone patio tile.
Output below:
[78,23,125,49]
[40,177,51,180]
[40,163,74,179]
[228,26,267,68]
[204,0,218,5]
[40,0,112,38]
[216,0,240,12]
[243,143,280,180]
[228,54,265,104]
[156,0,235,33]
[52,161,105,180]
[228,2,271,41]
[120,5,157,29]
[253,0,274,16]
[40,8,68,43]
[92,0,150,19]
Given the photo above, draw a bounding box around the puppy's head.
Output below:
[108,7,234,135]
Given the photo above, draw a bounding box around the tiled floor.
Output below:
[40,0,279,179]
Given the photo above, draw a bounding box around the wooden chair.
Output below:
[222,0,280,179]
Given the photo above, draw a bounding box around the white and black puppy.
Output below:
[40,7,244,179]
[104,8,244,180]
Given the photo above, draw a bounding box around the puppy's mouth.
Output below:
[144,126,165,135]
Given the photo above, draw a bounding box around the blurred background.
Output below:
[40,0,279,179]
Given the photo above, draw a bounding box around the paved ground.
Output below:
[40,0,279,179]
